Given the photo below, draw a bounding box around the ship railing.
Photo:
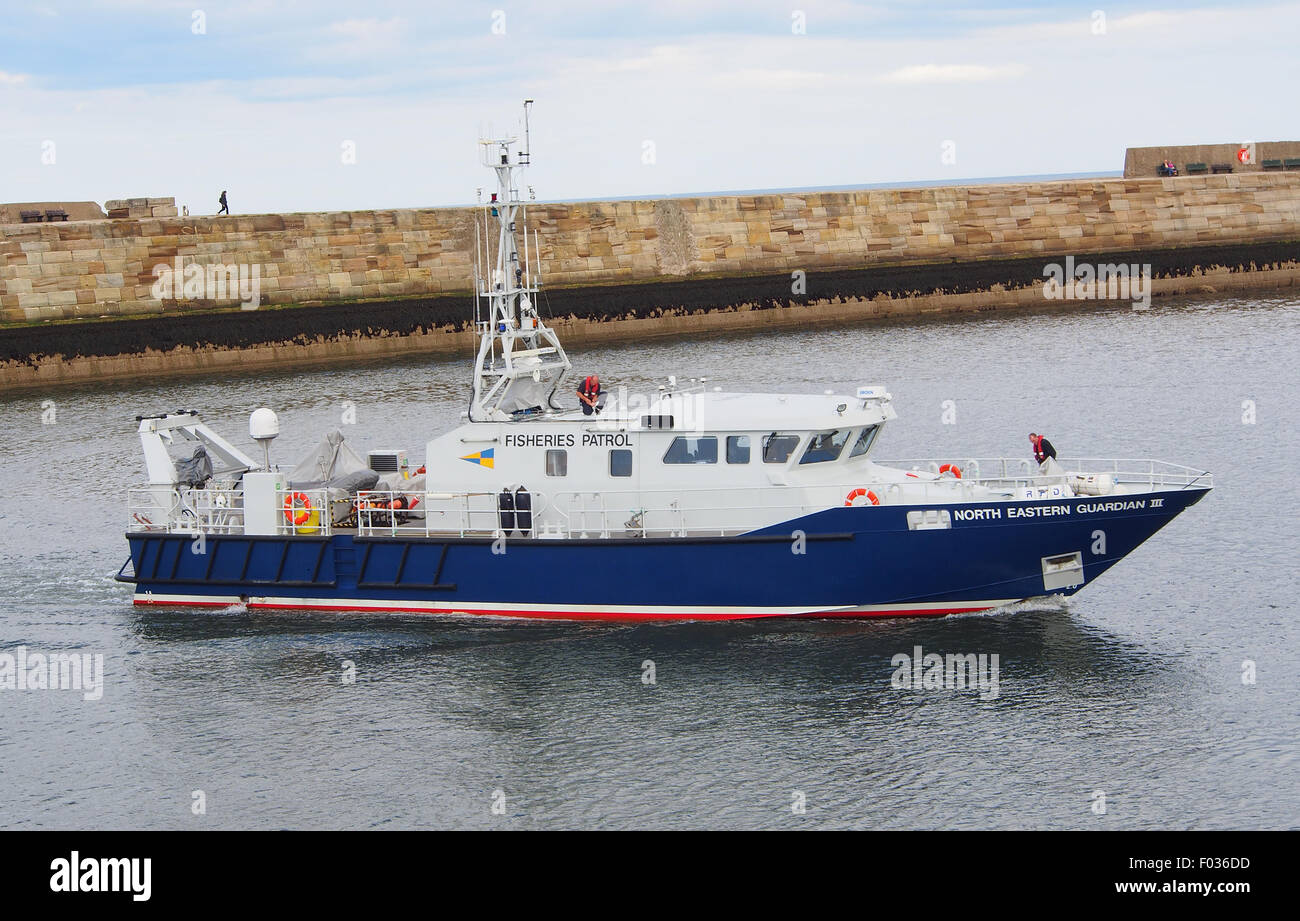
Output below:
[353,487,825,540]
[127,484,337,536]
[275,486,333,537]
[551,487,823,539]
[873,457,1213,492]
[127,485,247,535]
[356,490,508,538]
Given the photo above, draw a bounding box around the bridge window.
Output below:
[609,449,633,477]
[663,436,718,464]
[800,429,852,464]
[849,425,880,458]
[726,435,751,464]
[545,449,567,477]
[762,434,801,464]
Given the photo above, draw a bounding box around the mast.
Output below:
[469,100,572,421]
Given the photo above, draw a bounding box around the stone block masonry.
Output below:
[2,173,1297,325]
[104,197,179,220]
[1,173,1297,387]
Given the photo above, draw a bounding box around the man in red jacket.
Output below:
[578,374,602,415]
[1029,432,1057,465]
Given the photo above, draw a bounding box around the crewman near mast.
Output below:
[578,374,602,416]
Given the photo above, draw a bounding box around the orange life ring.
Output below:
[283,491,312,526]
[845,488,880,507]
[939,463,962,479]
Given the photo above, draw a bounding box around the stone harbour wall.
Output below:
[2,173,1298,388]
[3,173,1298,325]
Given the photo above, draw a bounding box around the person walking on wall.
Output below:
[217,191,229,215]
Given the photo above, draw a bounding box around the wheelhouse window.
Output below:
[726,435,751,464]
[849,425,880,458]
[545,449,567,476]
[663,436,718,464]
[799,429,852,464]
[609,449,633,477]
[762,434,801,464]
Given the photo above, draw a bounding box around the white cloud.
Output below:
[2,3,1296,213]
[312,17,410,59]
[713,68,830,91]
[326,17,406,41]
[875,63,1026,84]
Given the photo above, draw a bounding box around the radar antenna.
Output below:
[469,100,571,421]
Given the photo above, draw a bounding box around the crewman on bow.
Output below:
[1029,432,1057,466]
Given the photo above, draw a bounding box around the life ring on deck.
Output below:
[283,492,313,526]
[938,463,963,479]
[845,488,880,507]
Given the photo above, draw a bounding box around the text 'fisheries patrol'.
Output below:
[503,433,634,447]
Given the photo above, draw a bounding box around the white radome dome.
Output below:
[249,407,280,440]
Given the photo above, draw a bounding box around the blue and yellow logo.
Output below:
[460,448,494,469]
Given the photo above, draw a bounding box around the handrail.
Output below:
[874,457,1212,490]
[127,485,246,535]
[127,484,334,536]
[551,488,820,539]
[128,456,1211,541]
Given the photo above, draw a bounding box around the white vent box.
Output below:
[368,450,409,473]
[1041,552,1084,591]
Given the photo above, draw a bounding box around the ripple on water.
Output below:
[0,293,1296,828]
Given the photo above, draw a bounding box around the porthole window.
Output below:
[726,435,751,464]
[762,434,801,464]
[663,436,718,464]
[850,425,880,458]
[610,449,633,477]
[545,449,568,477]
[799,429,852,464]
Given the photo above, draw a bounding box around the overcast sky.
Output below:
[2,1,1295,214]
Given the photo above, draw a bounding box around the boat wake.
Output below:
[946,595,1072,619]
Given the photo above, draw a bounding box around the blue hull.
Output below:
[121,488,1209,620]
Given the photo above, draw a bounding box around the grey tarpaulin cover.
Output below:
[174,445,213,487]
[288,430,378,492]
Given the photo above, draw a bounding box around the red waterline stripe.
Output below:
[133,598,996,620]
